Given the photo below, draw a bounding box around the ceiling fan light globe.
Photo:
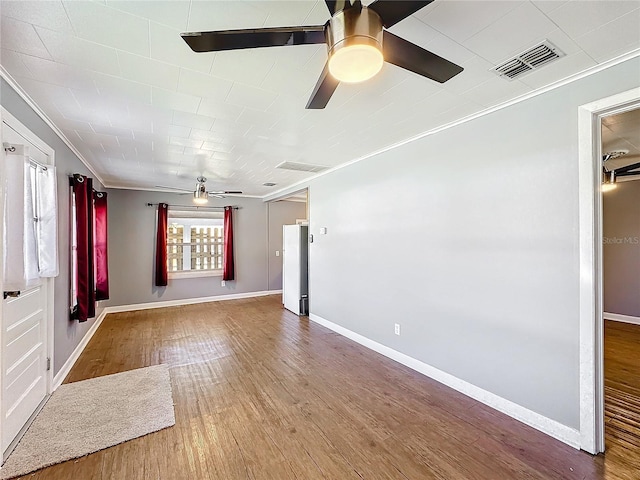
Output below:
[601,183,617,193]
[193,189,209,204]
[328,44,383,83]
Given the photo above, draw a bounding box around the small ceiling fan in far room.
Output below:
[181,0,463,109]
[156,177,243,204]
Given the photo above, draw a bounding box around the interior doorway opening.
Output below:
[600,107,640,459]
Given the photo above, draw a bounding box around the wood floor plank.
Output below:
[12,298,640,479]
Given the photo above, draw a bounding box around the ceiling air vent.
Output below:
[276,161,329,173]
[493,40,564,80]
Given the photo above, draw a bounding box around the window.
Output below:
[167,211,224,278]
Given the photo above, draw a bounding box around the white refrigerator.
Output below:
[282,224,309,315]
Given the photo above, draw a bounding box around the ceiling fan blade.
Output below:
[383,31,463,83]
[367,1,434,28]
[306,61,340,109]
[181,26,326,53]
[614,161,640,175]
[209,191,243,195]
[155,185,192,193]
[325,0,353,15]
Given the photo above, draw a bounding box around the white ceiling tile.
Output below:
[236,107,280,128]
[441,56,497,95]
[63,1,150,56]
[172,111,215,130]
[118,51,179,90]
[18,55,96,91]
[197,99,245,122]
[91,72,153,105]
[106,1,190,30]
[151,87,200,114]
[187,1,269,32]
[167,125,191,138]
[462,2,559,64]
[211,49,276,88]
[1,1,74,33]
[573,8,640,62]
[462,76,532,108]
[170,137,203,149]
[531,1,569,15]
[418,0,520,43]
[1,16,53,59]
[150,22,214,74]
[0,49,35,78]
[91,123,135,139]
[54,117,95,133]
[35,26,120,75]
[300,0,331,25]
[261,1,320,28]
[177,69,233,102]
[519,51,598,89]
[225,83,278,110]
[423,32,477,67]
[387,16,439,49]
[545,0,640,39]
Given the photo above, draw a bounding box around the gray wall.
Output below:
[267,201,307,291]
[307,56,640,431]
[1,78,106,375]
[603,180,640,317]
[103,189,271,306]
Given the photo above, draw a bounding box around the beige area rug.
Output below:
[0,364,175,479]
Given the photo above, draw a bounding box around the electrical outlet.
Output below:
[394,323,400,335]
[221,280,226,287]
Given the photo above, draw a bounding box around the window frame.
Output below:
[166,211,224,280]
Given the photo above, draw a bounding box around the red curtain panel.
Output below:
[94,191,109,301]
[155,203,168,287]
[223,206,235,281]
[72,174,95,322]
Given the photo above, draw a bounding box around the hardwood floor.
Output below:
[13,297,640,479]
[604,320,640,476]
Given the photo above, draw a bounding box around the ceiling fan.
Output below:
[602,150,640,192]
[156,177,243,204]
[181,0,463,109]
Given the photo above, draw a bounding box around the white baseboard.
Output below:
[52,308,108,390]
[308,313,581,449]
[604,312,640,326]
[104,290,281,314]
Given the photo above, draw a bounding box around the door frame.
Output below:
[578,87,640,454]
[1,107,56,462]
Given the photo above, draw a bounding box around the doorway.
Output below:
[1,108,55,462]
[601,108,640,459]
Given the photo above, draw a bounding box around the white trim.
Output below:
[103,290,280,314]
[0,67,105,187]
[604,312,640,326]
[263,50,640,202]
[309,313,580,448]
[168,270,222,280]
[52,309,108,390]
[577,87,640,454]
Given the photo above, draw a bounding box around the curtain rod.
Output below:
[4,142,49,171]
[146,203,239,210]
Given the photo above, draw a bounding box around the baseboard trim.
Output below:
[104,290,281,314]
[52,308,108,390]
[308,313,581,449]
[604,312,640,325]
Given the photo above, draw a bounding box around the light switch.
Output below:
[320,227,327,235]
[275,250,280,257]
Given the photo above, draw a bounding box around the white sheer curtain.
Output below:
[36,166,58,277]
[2,145,43,291]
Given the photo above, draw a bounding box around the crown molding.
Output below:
[0,66,107,187]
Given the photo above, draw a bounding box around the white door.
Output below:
[283,225,301,314]
[1,114,52,457]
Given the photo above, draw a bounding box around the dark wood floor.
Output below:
[604,319,640,471]
[15,297,640,479]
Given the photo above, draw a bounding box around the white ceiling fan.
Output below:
[156,176,243,204]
